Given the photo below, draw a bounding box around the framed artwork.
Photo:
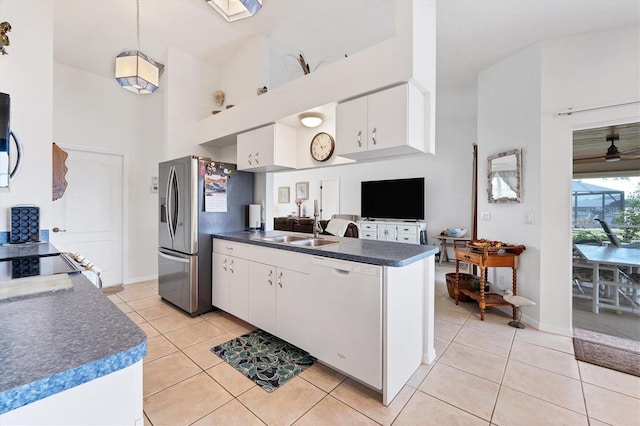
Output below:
[295,182,309,200]
[278,187,290,203]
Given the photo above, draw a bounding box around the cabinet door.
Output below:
[228,256,249,321]
[236,130,255,170]
[367,84,407,152]
[248,262,277,335]
[275,268,313,351]
[253,125,275,168]
[335,96,368,156]
[378,224,397,241]
[212,253,229,311]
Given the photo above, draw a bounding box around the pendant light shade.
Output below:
[205,0,262,22]
[115,0,162,94]
[115,50,160,94]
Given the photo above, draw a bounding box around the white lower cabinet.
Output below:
[248,262,276,335]
[274,267,314,352]
[212,252,249,321]
[249,262,313,351]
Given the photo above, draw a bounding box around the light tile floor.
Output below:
[105,268,640,426]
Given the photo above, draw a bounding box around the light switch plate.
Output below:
[150,184,158,193]
[524,212,535,225]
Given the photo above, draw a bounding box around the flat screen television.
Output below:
[361,177,425,221]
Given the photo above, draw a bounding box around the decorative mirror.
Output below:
[487,149,522,203]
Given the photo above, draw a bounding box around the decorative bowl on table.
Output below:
[502,244,526,255]
[446,228,468,238]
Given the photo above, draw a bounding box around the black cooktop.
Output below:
[0,253,81,281]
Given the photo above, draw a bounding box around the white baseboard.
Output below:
[123,274,158,285]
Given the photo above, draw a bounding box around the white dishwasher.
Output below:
[310,256,383,389]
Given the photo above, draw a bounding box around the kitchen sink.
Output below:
[259,235,309,243]
[289,238,340,247]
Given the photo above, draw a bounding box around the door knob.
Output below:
[52,227,66,233]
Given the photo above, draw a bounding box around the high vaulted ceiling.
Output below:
[53,0,640,94]
[52,1,640,173]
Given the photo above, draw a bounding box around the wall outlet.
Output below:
[150,184,158,193]
[480,211,491,221]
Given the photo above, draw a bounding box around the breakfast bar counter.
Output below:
[212,230,440,266]
[0,273,146,423]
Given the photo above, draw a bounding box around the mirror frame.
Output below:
[487,149,522,203]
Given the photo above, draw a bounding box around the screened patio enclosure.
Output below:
[572,181,625,228]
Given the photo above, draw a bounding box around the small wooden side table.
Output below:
[433,235,471,264]
[454,247,519,320]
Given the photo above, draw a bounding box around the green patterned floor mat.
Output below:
[211,328,315,392]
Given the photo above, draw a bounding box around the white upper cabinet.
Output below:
[237,123,297,171]
[335,83,425,160]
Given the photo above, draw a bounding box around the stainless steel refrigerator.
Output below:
[158,156,253,316]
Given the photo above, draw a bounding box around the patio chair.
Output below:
[594,218,640,248]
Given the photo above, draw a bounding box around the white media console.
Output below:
[358,220,427,245]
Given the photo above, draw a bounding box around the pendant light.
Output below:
[115,0,162,94]
[205,0,262,22]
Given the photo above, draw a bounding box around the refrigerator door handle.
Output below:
[158,249,190,264]
[166,165,178,241]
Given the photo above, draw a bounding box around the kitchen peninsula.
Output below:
[0,272,146,424]
[212,231,438,406]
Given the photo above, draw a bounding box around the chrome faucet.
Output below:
[313,199,322,237]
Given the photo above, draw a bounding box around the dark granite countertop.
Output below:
[0,273,147,414]
[0,242,61,261]
[212,231,439,267]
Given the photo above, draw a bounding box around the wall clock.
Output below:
[310,132,335,162]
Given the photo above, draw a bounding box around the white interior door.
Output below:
[320,178,339,220]
[51,148,123,287]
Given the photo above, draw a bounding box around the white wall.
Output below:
[53,63,163,283]
[267,2,395,90]
[0,1,53,233]
[218,35,268,109]
[477,44,542,321]
[270,113,475,239]
[164,48,221,161]
[538,26,640,334]
[477,26,640,335]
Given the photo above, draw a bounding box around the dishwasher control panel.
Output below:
[311,256,380,277]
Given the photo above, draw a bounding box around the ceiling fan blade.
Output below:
[573,156,604,164]
[573,153,640,163]
[620,153,640,160]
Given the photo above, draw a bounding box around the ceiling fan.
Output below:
[573,129,640,164]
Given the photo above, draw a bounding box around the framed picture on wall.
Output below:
[295,182,309,200]
[278,187,290,203]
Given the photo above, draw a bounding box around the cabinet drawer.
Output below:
[361,231,377,240]
[213,239,251,259]
[397,234,419,244]
[360,223,377,232]
[455,250,483,264]
[397,225,418,236]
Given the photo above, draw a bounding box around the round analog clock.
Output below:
[310,132,335,162]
